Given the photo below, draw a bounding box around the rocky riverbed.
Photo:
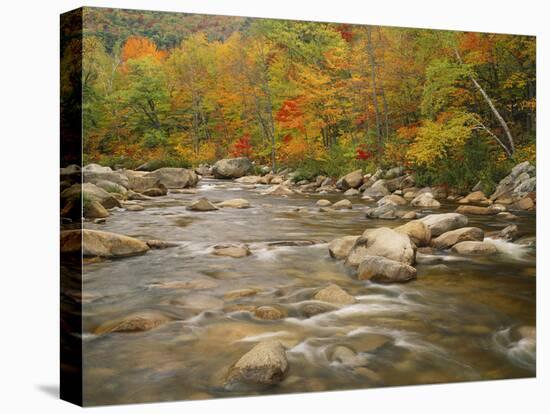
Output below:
[60,159,536,405]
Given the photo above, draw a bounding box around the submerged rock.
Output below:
[314,284,356,305]
[60,229,149,258]
[94,311,172,334]
[224,288,260,300]
[217,198,251,209]
[254,306,286,320]
[226,341,288,385]
[299,301,339,317]
[357,255,417,283]
[212,244,251,258]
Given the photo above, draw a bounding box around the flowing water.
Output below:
[77,178,536,405]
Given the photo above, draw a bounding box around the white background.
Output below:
[0,0,547,412]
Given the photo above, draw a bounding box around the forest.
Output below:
[69,8,535,193]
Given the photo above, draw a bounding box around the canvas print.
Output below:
[60,7,536,406]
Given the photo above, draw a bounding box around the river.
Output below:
[78,177,536,405]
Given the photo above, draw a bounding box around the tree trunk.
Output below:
[454,47,515,156]
[365,27,382,151]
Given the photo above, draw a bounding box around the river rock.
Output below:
[384,166,404,179]
[235,175,262,184]
[490,161,535,201]
[378,194,407,206]
[212,244,251,258]
[399,211,418,220]
[83,163,111,173]
[314,284,356,305]
[496,224,519,241]
[395,220,431,247]
[84,200,109,219]
[60,229,150,257]
[456,205,498,215]
[344,188,360,196]
[328,235,360,260]
[212,157,253,179]
[146,240,179,249]
[346,227,416,266]
[510,196,534,211]
[451,241,497,255]
[410,192,440,208]
[254,306,286,320]
[94,311,172,334]
[513,177,536,198]
[329,346,368,368]
[357,255,417,283]
[141,184,168,197]
[62,182,121,209]
[217,198,251,209]
[125,204,145,212]
[145,168,199,188]
[187,198,219,211]
[497,212,520,221]
[299,301,339,317]
[332,199,353,210]
[224,288,260,300]
[362,185,390,200]
[226,341,288,385]
[337,169,363,190]
[83,169,130,189]
[316,199,332,207]
[419,213,468,236]
[94,179,128,195]
[365,204,397,219]
[262,184,294,196]
[458,191,491,205]
[432,227,484,249]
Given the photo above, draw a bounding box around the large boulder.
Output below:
[60,229,150,257]
[432,227,484,249]
[212,157,253,179]
[346,227,416,266]
[226,341,288,385]
[419,213,468,237]
[144,168,198,188]
[456,205,499,216]
[410,192,441,208]
[94,179,128,195]
[362,185,390,200]
[491,161,535,201]
[451,241,497,255]
[510,196,535,211]
[384,167,404,179]
[122,170,160,192]
[336,169,363,190]
[395,220,431,247]
[84,170,129,188]
[313,284,356,305]
[328,235,360,260]
[61,183,121,209]
[357,256,417,283]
